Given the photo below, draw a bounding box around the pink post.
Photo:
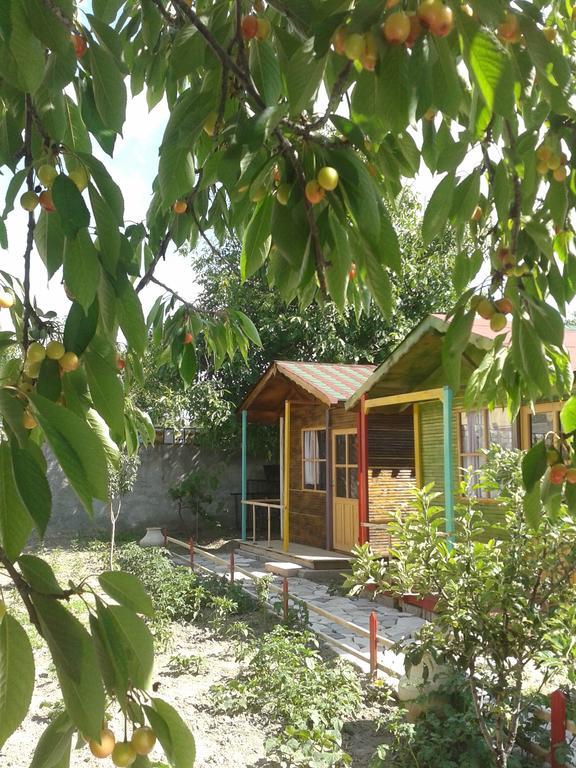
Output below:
[189,537,194,570]
[230,550,235,583]
[551,689,567,768]
[369,611,378,679]
[162,527,167,548]
[283,577,289,621]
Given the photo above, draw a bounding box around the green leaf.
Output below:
[365,253,392,317]
[12,446,52,537]
[83,350,125,438]
[493,162,511,223]
[36,358,63,402]
[523,481,541,530]
[286,42,325,116]
[0,443,32,561]
[63,229,101,312]
[459,16,514,118]
[442,307,475,392]
[96,603,154,692]
[29,712,74,768]
[9,0,45,93]
[34,209,65,279]
[561,396,576,434]
[521,439,547,491]
[63,300,99,356]
[0,613,35,749]
[144,698,196,768]
[2,168,27,218]
[31,595,106,741]
[179,343,197,386]
[241,196,273,280]
[28,393,109,512]
[422,173,454,246]
[527,299,564,348]
[250,40,283,107]
[18,555,64,595]
[0,388,29,448]
[89,42,127,134]
[52,175,91,238]
[116,276,146,357]
[98,572,154,617]
[234,311,262,347]
[76,152,124,223]
[89,186,120,274]
[158,144,195,209]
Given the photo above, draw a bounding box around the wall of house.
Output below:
[288,403,329,547]
[366,411,416,553]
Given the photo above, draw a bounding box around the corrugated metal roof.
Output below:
[275,361,376,404]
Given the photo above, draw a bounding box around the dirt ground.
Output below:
[0,543,385,768]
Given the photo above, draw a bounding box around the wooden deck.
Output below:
[236,540,352,570]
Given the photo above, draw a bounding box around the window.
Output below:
[523,404,563,447]
[334,432,358,500]
[459,408,518,495]
[302,429,326,491]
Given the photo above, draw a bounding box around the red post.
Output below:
[229,550,235,583]
[551,689,567,768]
[162,527,167,548]
[357,394,369,545]
[369,611,378,679]
[188,537,194,570]
[283,577,289,621]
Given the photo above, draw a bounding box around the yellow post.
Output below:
[413,403,423,488]
[283,400,291,552]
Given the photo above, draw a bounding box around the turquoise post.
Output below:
[443,385,455,543]
[241,410,247,542]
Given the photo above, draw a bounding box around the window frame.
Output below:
[332,429,359,501]
[301,427,327,492]
[519,402,564,449]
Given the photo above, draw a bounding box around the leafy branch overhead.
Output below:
[0,0,575,766]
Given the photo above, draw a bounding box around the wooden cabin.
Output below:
[237,361,417,555]
[346,314,576,543]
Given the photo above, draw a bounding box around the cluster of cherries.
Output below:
[19,163,89,215]
[19,340,80,429]
[547,449,576,486]
[89,725,156,767]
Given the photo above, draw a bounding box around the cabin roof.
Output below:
[238,361,376,423]
[346,313,576,409]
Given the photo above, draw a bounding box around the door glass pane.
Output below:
[530,412,555,445]
[335,434,346,464]
[336,467,347,497]
[317,462,326,491]
[348,468,358,499]
[488,407,518,450]
[303,431,314,461]
[348,434,357,465]
[460,411,484,452]
[316,430,326,459]
[303,461,315,489]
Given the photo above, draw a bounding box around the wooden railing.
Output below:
[240,498,282,546]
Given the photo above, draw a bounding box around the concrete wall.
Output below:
[45,445,265,539]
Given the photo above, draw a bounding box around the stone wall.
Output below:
[45,444,265,540]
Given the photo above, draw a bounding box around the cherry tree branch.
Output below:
[0,547,42,635]
[42,0,75,32]
[22,97,37,351]
[306,62,354,133]
[135,231,171,294]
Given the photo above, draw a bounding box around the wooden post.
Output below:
[283,401,291,552]
[551,689,567,768]
[325,408,333,551]
[162,527,167,548]
[279,416,284,540]
[229,550,235,583]
[283,576,289,621]
[241,410,248,542]
[369,611,378,679]
[358,394,369,545]
[189,537,194,570]
[442,385,455,542]
[413,403,423,487]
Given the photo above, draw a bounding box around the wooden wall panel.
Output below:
[288,403,328,547]
[330,406,356,430]
[367,412,416,554]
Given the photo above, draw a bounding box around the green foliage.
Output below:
[347,450,576,767]
[211,625,362,766]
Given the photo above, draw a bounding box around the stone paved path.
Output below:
[170,546,426,680]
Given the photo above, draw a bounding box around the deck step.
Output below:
[264,561,303,577]
[237,541,351,571]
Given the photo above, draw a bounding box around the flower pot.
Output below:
[139,527,164,547]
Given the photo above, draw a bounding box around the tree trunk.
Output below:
[109,498,121,570]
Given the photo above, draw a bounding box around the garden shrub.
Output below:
[211,625,362,766]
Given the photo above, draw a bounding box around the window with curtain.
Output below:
[302,429,326,491]
[459,408,518,496]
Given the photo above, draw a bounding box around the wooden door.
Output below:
[332,430,359,552]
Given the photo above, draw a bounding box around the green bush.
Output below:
[211,625,362,766]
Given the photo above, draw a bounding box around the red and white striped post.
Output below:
[188,537,194,570]
[283,577,289,621]
[551,689,567,768]
[162,527,168,548]
[369,611,378,679]
[229,550,235,583]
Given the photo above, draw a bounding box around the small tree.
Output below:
[169,469,220,540]
[349,447,576,768]
[108,451,141,570]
